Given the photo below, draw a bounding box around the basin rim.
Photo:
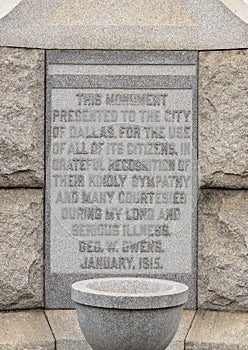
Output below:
[71,277,188,309]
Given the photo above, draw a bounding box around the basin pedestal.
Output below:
[72,277,188,350]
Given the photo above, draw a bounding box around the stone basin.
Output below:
[72,277,188,350]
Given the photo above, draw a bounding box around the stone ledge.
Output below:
[45,309,195,350]
[167,310,196,350]
[1,310,247,350]
[0,310,55,349]
[45,310,91,350]
[186,310,248,350]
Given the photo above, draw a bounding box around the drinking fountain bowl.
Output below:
[72,277,188,350]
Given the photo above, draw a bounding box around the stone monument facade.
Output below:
[0,0,247,348]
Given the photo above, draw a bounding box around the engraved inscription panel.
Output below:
[50,88,193,274]
[45,51,198,308]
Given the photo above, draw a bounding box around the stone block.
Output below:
[199,50,248,188]
[0,47,44,187]
[0,310,55,350]
[46,310,91,350]
[186,310,248,350]
[198,189,248,311]
[0,189,44,310]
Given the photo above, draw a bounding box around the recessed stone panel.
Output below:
[45,50,198,308]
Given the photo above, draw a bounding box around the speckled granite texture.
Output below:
[0,0,247,50]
